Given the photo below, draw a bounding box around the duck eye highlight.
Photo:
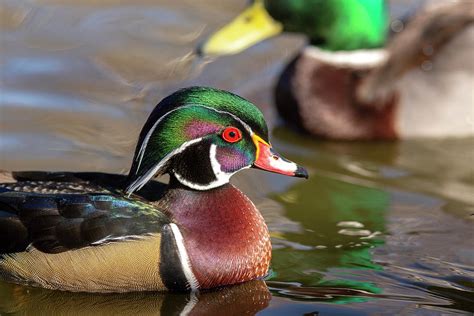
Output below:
[222,127,242,143]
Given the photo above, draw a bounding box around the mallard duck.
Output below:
[198,0,474,139]
[0,86,308,293]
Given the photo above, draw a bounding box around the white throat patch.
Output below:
[174,144,247,191]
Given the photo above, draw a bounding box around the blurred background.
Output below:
[0,0,473,315]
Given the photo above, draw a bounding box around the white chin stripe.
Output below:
[169,223,199,292]
[209,144,238,186]
[304,46,388,68]
[173,144,249,191]
[174,172,228,191]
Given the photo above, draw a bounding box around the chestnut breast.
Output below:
[163,184,271,289]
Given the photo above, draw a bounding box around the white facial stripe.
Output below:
[126,138,203,195]
[136,106,187,173]
[198,105,254,136]
[173,172,223,191]
[136,104,256,171]
[209,143,234,184]
[173,143,250,191]
[169,223,199,292]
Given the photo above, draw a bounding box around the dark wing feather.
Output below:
[0,189,169,255]
[9,171,166,201]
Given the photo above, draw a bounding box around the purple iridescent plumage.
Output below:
[216,146,251,173]
[184,120,222,139]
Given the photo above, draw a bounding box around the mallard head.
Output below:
[198,0,388,55]
[125,87,307,194]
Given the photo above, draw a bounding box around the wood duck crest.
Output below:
[0,86,307,293]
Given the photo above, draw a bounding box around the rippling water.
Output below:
[1,0,473,315]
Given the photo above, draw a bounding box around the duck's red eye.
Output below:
[222,127,242,143]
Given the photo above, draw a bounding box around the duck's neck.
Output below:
[159,177,271,289]
[276,47,398,140]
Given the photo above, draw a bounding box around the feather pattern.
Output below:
[0,172,169,254]
[0,87,301,293]
[0,234,166,292]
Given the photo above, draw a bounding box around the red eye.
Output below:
[222,127,242,143]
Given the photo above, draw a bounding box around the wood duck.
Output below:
[198,0,474,140]
[0,279,271,314]
[0,86,308,293]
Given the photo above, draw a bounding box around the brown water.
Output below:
[1,1,473,315]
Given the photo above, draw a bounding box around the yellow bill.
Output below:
[199,0,283,56]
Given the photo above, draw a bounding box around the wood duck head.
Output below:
[125,86,307,194]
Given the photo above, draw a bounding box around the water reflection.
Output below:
[268,140,388,303]
[262,128,474,313]
[0,280,270,315]
[272,126,474,215]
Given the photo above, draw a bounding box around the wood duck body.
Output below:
[0,87,307,293]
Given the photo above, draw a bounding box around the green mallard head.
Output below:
[125,87,307,193]
[198,0,388,55]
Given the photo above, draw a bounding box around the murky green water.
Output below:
[1,1,473,315]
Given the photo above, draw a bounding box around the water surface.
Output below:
[1,1,473,315]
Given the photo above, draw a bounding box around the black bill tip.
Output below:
[295,166,309,179]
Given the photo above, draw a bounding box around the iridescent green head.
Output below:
[199,0,388,55]
[126,87,307,193]
[266,0,387,50]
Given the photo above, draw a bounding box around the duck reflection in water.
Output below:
[0,280,270,316]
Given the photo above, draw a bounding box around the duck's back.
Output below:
[0,171,172,292]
